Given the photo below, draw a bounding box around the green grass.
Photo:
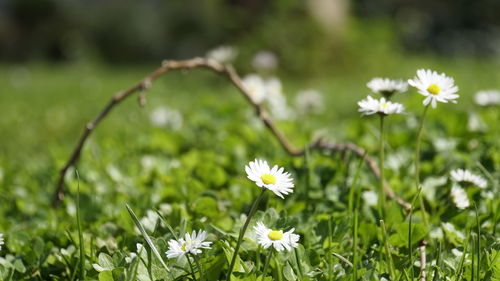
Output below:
[0,54,499,280]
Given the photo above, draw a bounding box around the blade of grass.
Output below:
[126,204,170,273]
[409,187,423,280]
[456,228,471,280]
[155,210,179,240]
[380,220,395,280]
[471,234,475,281]
[474,203,480,281]
[328,216,333,281]
[431,242,441,281]
[350,154,365,281]
[476,162,498,236]
[75,170,85,280]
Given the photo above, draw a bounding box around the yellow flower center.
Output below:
[427,83,440,95]
[261,173,276,185]
[268,230,283,241]
[181,242,187,252]
[381,102,388,108]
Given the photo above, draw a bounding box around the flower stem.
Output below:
[378,115,386,220]
[414,105,430,228]
[380,220,395,280]
[226,188,267,281]
[191,253,205,281]
[293,247,303,279]
[261,250,274,280]
[187,255,198,281]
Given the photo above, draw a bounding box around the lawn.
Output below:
[0,53,499,280]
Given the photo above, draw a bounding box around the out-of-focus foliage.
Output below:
[2,0,500,71]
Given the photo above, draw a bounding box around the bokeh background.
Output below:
[1,0,500,175]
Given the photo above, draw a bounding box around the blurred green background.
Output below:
[1,0,500,168]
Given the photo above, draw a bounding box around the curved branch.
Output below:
[52,57,411,211]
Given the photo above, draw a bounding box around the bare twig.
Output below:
[419,240,427,281]
[52,57,411,211]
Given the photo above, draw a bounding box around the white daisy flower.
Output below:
[357,96,404,116]
[474,90,500,106]
[451,185,470,209]
[242,74,267,104]
[408,69,459,108]
[206,45,237,64]
[450,169,487,189]
[254,222,299,252]
[245,159,294,199]
[0,233,4,250]
[367,78,408,98]
[166,230,212,259]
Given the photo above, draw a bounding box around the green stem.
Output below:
[353,207,359,281]
[414,105,430,229]
[187,255,198,281]
[276,256,283,281]
[474,203,481,281]
[256,245,261,272]
[226,188,267,281]
[379,115,386,220]
[192,253,205,281]
[409,187,422,281]
[293,247,303,279]
[380,220,395,280]
[261,250,274,281]
[328,216,333,281]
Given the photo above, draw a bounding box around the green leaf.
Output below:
[98,270,114,281]
[389,223,428,247]
[283,261,298,281]
[13,259,26,273]
[93,253,115,272]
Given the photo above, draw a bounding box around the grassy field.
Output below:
[0,54,499,280]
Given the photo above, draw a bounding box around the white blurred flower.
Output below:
[295,89,324,114]
[245,159,294,199]
[442,222,465,240]
[242,74,267,104]
[138,210,159,233]
[242,75,293,119]
[467,112,487,132]
[451,185,470,209]
[358,96,404,116]
[481,190,494,199]
[266,77,293,120]
[367,78,407,98]
[450,169,487,189]
[252,50,278,72]
[150,106,183,130]
[474,90,500,106]
[0,233,4,250]
[362,190,378,207]
[206,45,237,64]
[433,137,457,152]
[408,69,459,108]
[254,222,299,252]
[166,230,212,259]
[429,227,444,239]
